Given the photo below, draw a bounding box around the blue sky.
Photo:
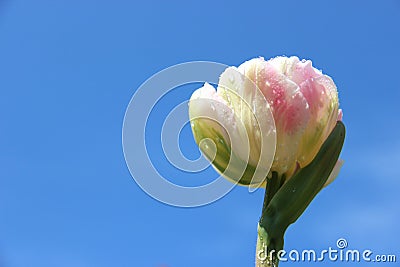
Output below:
[1,1,399,266]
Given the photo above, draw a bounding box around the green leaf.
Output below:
[261,121,345,238]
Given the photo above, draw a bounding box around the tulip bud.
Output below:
[189,56,342,186]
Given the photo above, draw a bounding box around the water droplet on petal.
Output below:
[210,103,215,111]
[228,74,234,83]
[226,94,231,104]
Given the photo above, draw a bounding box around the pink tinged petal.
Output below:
[297,74,339,167]
[268,56,300,78]
[262,61,310,135]
[338,109,343,121]
[291,58,321,85]
[314,75,339,142]
[268,56,321,86]
[247,59,310,177]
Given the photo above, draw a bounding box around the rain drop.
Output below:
[226,94,231,104]
[228,74,235,83]
[210,103,216,111]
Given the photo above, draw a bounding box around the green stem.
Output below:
[255,122,345,267]
[260,172,284,226]
[256,172,284,267]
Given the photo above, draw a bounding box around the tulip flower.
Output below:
[189,56,342,185]
[188,56,345,267]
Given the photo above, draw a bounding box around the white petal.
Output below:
[323,159,344,188]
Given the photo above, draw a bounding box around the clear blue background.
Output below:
[1,1,399,266]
